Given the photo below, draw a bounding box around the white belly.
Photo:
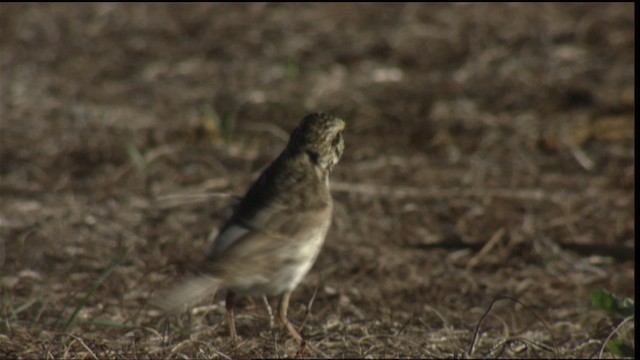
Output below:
[230,222,329,297]
[281,230,327,291]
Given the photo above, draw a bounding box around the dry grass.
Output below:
[0,3,634,358]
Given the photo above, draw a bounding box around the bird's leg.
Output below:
[263,295,279,351]
[225,291,237,343]
[262,295,275,329]
[278,292,304,344]
[160,317,171,346]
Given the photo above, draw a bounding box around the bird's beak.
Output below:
[337,119,346,131]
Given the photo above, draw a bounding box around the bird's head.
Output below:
[288,113,345,174]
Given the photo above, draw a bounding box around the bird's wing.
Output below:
[207,199,331,261]
[207,219,252,257]
[207,151,331,260]
[201,201,331,292]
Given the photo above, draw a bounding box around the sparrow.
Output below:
[153,112,345,344]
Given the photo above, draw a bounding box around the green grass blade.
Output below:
[126,142,147,173]
[606,338,635,357]
[11,296,40,319]
[591,289,635,316]
[63,251,128,332]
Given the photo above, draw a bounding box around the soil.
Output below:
[0,3,634,358]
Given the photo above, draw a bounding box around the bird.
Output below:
[153,112,345,344]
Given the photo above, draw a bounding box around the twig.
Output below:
[467,296,558,358]
[64,334,99,360]
[393,310,415,337]
[304,341,331,359]
[483,336,556,358]
[300,286,319,330]
[565,141,595,171]
[467,227,506,269]
[598,315,635,359]
[422,304,462,349]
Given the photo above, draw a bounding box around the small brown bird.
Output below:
[154,113,345,343]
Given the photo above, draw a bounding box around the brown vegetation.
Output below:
[0,3,634,358]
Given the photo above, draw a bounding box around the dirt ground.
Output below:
[0,3,635,359]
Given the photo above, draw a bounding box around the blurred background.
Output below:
[0,3,634,358]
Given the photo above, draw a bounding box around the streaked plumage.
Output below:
[154,113,345,343]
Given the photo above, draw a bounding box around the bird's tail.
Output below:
[151,275,221,314]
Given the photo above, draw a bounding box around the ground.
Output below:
[0,3,635,359]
